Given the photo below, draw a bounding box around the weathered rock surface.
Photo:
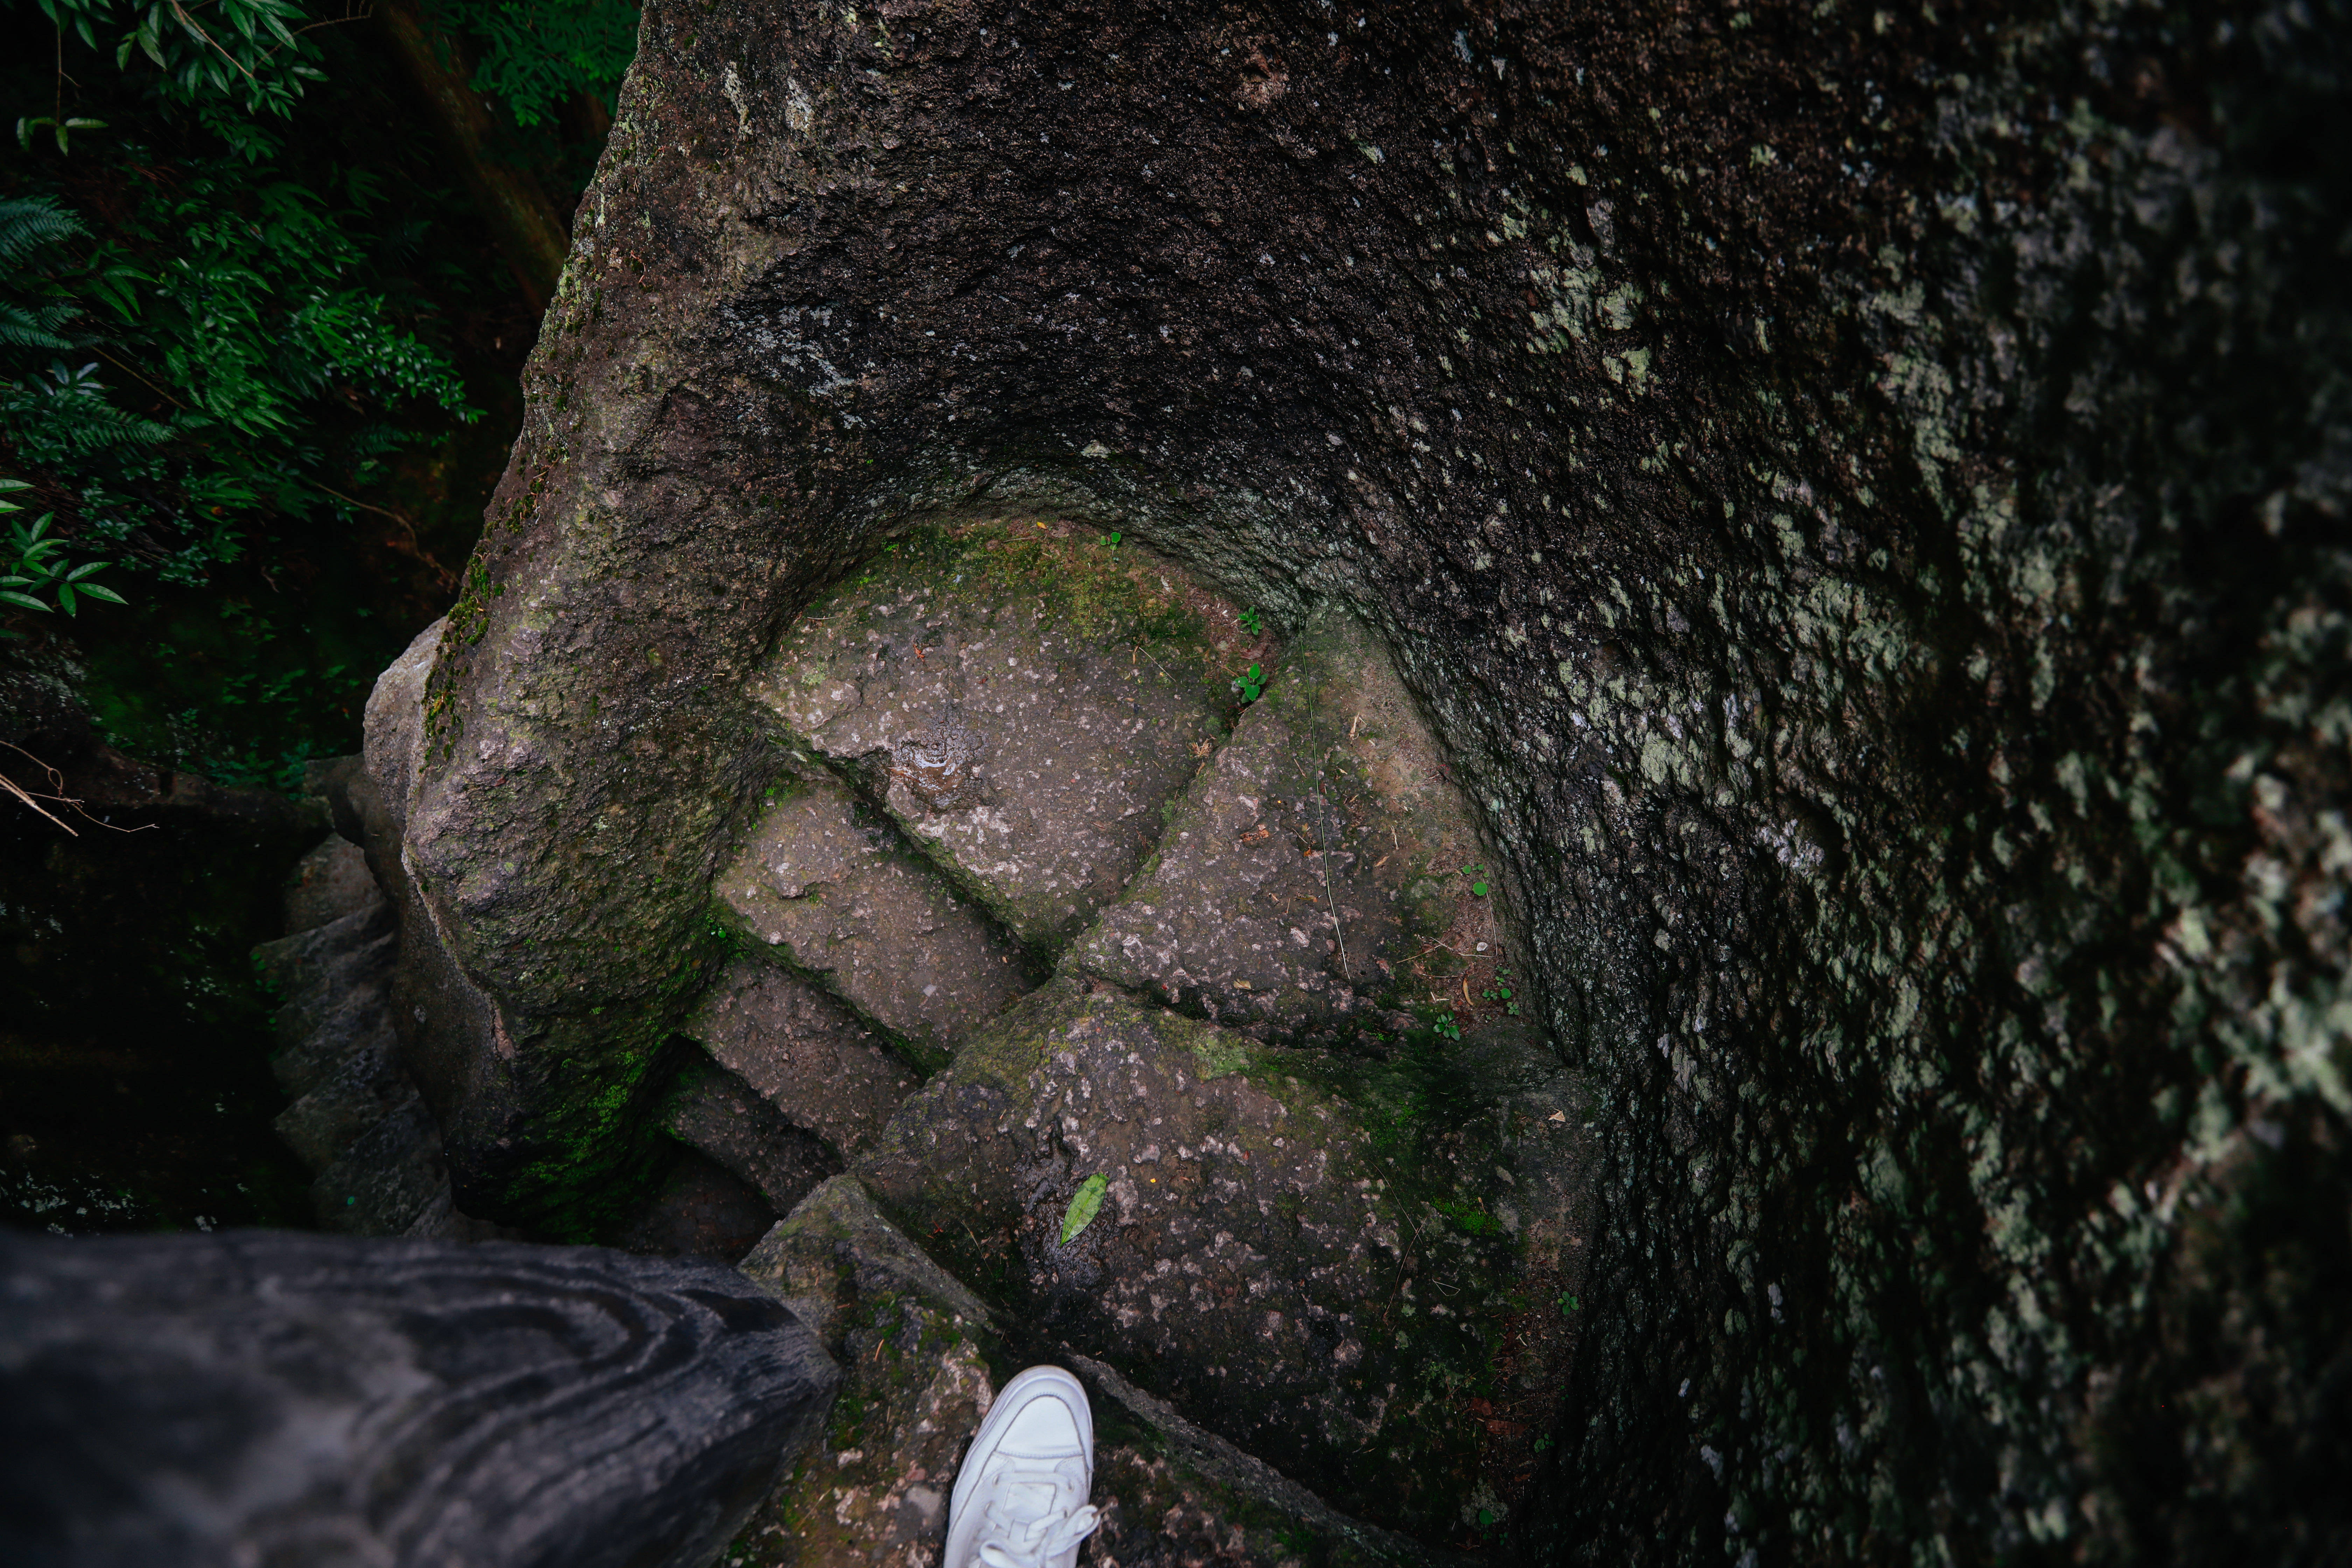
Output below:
[725,1175,1013,1568]
[751,519,1256,951]
[727,1175,1430,1568]
[260,897,401,1104]
[0,1228,838,1568]
[385,0,2352,1554]
[855,979,1589,1541]
[716,772,1033,1069]
[605,1145,783,1265]
[1074,606,1513,1044]
[683,958,920,1160]
[251,818,516,1242]
[664,1056,842,1214]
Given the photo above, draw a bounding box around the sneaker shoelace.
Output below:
[973,1474,1101,1568]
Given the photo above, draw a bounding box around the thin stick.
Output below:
[0,742,153,836]
[1,771,74,835]
[167,0,262,84]
[91,347,186,412]
[312,482,457,592]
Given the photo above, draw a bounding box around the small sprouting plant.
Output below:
[1432,1010,1462,1041]
[1462,864,1490,896]
[1231,662,1265,702]
[1,480,125,628]
[1237,607,1263,634]
[16,114,106,154]
[1102,530,1122,546]
[1559,1292,1580,1314]
[1533,1435,1556,1453]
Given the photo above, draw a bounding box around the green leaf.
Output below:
[0,589,52,612]
[1471,880,1489,897]
[1059,1172,1110,1245]
[76,582,127,606]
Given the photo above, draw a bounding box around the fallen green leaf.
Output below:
[1060,1172,1110,1245]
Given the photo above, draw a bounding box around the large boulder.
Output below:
[385,0,2352,1556]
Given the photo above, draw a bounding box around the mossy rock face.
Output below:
[393,0,2352,1551]
[1072,605,1518,1044]
[729,1177,1001,1568]
[731,1176,1451,1568]
[749,518,1262,953]
[857,979,1590,1542]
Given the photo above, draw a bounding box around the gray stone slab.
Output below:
[749,519,1256,951]
[273,1037,419,1172]
[1072,606,1520,1044]
[255,900,398,1057]
[853,978,1589,1543]
[715,772,1031,1069]
[662,1057,841,1215]
[681,958,919,1160]
[282,835,381,935]
[314,1101,445,1236]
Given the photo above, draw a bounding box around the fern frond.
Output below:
[0,299,78,350]
[0,197,84,271]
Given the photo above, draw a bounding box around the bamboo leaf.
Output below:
[1059,1173,1109,1246]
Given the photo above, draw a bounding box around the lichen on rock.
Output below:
[715,770,1034,1071]
[749,518,1260,952]
[855,977,1590,1541]
[1073,604,1515,1044]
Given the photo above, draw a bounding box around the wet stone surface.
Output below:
[729,1176,1437,1568]
[716,771,1035,1070]
[1072,608,1512,1046]
[663,1056,843,1216]
[682,959,921,1161]
[855,978,1589,1541]
[727,1175,1004,1568]
[750,519,1264,951]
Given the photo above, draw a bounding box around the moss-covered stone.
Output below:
[393,0,2352,1553]
[856,979,1588,1543]
[731,1175,1454,1568]
[1072,605,1516,1044]
[750,517,1256,952]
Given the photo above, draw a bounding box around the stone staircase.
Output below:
[253,835,502,1240]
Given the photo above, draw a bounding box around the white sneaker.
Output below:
[943,1364,1102,1568]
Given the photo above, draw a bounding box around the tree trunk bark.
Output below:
[368,0,571,315]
